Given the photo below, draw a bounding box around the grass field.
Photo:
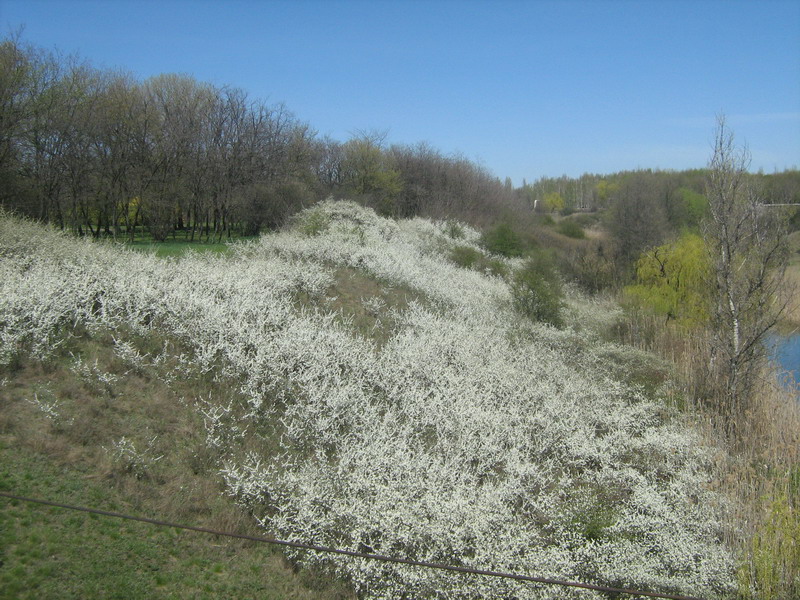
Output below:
[120,229,256,258]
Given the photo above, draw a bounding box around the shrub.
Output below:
[449,245,482,269]
[484,258,509,278]
[293,208,330,237]
[556,219,585,239]
[572,212,600,227]
[560,240,617,292]
[511,251,565,327]
[481,222,525,257]
[449,245,509,278]
[444,220,465,239]
[0,204,737,599]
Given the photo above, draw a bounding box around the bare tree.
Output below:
[703,117,790,428]
[607,171,669,277]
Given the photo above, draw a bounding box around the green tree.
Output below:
[341,132,402,215]
[625,233,710,326]
[594,179,619,208]
[675,187,709,230]
[542,191,565,213]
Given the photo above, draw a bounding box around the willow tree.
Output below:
[703,117,789,428]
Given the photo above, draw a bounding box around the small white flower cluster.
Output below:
[0,204,735,598]
[106,435,163,479]
[26,387,65,424]
[112,337,150,374]
[70,353,119,394]
[196,396,247,451]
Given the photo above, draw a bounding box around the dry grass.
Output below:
[308,266,427,347]
[617,306,800,599]
[727,377,800,600]
[0,328,356,599]
[779,262,800,331]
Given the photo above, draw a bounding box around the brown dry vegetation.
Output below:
[320,267,427,347]
[0,326,356,599]
[616,308,800,599]
[779,231,800,331]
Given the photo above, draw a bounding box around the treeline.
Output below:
[509,167,800,290]
[0,35,517,240]
[3,34,797,260]
[520,167,800,214]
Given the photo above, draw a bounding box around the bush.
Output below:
[449,245,482,269]
[293,207,330,237]
[511,251,564,327]
[556,219,585,239]
[560,240,617,292]
[789,207,800,232]
[481,222,525,257]
[449,245,509,278]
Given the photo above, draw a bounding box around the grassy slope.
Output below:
[2,205,767,598]
[0,328,354,600]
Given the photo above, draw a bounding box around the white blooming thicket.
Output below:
[0,202,734,598]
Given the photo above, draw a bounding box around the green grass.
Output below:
[120,229,257,258]
[127,240,233,258]
[0,329,354,600]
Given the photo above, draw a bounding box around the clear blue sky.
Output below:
[2,0,799,184]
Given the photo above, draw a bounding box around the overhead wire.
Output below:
[0,491,707,600]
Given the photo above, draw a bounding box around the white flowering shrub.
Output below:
[0,203,734,598]
[26,385,71,427]
[196,396,247,451]
[106,436,163,479]
[112,336,151,374]
[70,353,119,395]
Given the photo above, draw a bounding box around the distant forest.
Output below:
[2,34,799,248]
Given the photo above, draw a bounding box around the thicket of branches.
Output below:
[0,35,516,240]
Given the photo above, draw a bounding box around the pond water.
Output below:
[767,333,800,393]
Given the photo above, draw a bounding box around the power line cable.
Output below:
[0,491,707,600]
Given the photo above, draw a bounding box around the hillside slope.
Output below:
[0,202,734,598]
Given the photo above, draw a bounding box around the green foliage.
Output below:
[481,222,525,257]
[449,245,508,277]
[449,245,482,269]
[511,251,564,327]
[341,136,403,216]
[625,233,710,326]
[294,208,330,237]
[737,492,800,600]
[556,219,585,239]
[678,187,709,228]
[571,502,618,542]
[444,220,465,240]
[542,191,565,213]
[595,179,620,205]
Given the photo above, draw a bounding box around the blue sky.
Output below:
[2,0,799,184]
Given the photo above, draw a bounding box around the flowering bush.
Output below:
[0,202,734,598]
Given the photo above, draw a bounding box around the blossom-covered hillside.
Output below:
[0,201,734,598]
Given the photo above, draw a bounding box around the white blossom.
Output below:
[0,203,735,598]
